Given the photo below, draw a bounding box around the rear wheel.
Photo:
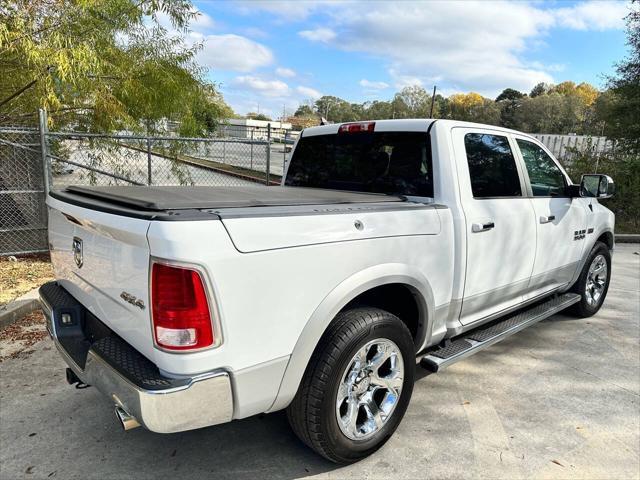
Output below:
[569,241,611,317]
[286,307,415,464]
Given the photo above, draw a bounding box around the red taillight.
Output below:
[338,122,375,134]
[151,262,214,351]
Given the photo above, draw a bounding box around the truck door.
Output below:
[452,128,537,325]
[512,136,589,298]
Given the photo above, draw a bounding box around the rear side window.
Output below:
[285,132,433,197]
[516,139,567,197]
[464,133,522,198]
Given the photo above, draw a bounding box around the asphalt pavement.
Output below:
[0,244,638,480]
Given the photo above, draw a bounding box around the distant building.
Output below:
[222,118,293,141]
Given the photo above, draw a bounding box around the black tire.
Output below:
[286,307,415,464]
[568,241,612,317]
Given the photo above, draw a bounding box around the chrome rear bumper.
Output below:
[39,281,233,433]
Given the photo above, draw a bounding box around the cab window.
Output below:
[286,132,433,197]
[464,133,522,198]
[516,139,567,197]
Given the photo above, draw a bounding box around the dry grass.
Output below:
[0,311,48,361]
[0,253,54,306]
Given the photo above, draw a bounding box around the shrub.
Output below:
[565,141,640,233]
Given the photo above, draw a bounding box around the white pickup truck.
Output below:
[40,119,615,463]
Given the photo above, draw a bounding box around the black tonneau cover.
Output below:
[64,185,404,211]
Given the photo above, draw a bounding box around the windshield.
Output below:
[285,131,433,197]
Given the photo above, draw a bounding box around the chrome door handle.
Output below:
[540,215,556,224]
[472,221,495,233]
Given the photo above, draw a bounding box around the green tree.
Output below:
[598,1,640,152]
[495,88,525,102]
[529,82,550,98]
[294,104,315,117]
[431,94,447,119]
[446,92,500,125]
[505,82,603,134]
[0,0,232,134]
[314,95,358,122]
[394,86,431,117]
[495,88,526,129]
[566,142,639,233]
[508,93,575,133]
[549,81,577,97]
[362,100,393,120]
[246,112,271,121]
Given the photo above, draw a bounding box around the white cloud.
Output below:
[318,1,558,96]
[287,0,627,97]
[213,0,627,113]
[198,34,273,72]
[222,77,324,116]
[234,1,324,21]
[528,61,566,73]
[298,27,336,43]
[554,1,628,30]
[232,76,290,97]
[296,86,322,99]
[359,79,390,90]
[276,67,296,78]
[242,26,269,39]
[192,11,215,31]
[390,73,424,90]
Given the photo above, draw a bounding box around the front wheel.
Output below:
[569,241,612,317]
[287,307,415,464]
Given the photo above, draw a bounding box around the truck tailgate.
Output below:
[47,196,153,359]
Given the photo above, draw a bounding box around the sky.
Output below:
[179,0,631,117]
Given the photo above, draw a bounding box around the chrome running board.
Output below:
[420,293,581,372]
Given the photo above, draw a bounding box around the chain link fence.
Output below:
[47,133,278,189]
[3,111,614,256]
[46,125,293,189]
[1,111,296,255]
[0,127,48,255]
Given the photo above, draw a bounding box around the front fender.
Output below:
[267,263,435,413]
[565,223,615,288]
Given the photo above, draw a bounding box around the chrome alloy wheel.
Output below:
[335,338,404,441]
[585,254,608,306]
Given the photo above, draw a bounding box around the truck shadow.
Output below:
[101,410,339,479]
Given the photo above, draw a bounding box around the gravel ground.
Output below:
[0,244,638,480]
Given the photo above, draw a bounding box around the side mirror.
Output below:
[580,174,615,199]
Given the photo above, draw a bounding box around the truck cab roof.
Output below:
[301,118,540,144]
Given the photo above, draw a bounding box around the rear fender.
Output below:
[267,263,434,412]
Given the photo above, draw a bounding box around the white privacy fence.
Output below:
[532,134,612,162]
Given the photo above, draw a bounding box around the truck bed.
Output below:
[60,185,404,210]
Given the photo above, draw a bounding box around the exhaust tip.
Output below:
[115,406,141,431]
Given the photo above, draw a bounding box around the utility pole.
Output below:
[429,85,437,118]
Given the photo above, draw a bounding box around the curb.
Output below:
[616,234,640,244]
[0,288,41,329]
